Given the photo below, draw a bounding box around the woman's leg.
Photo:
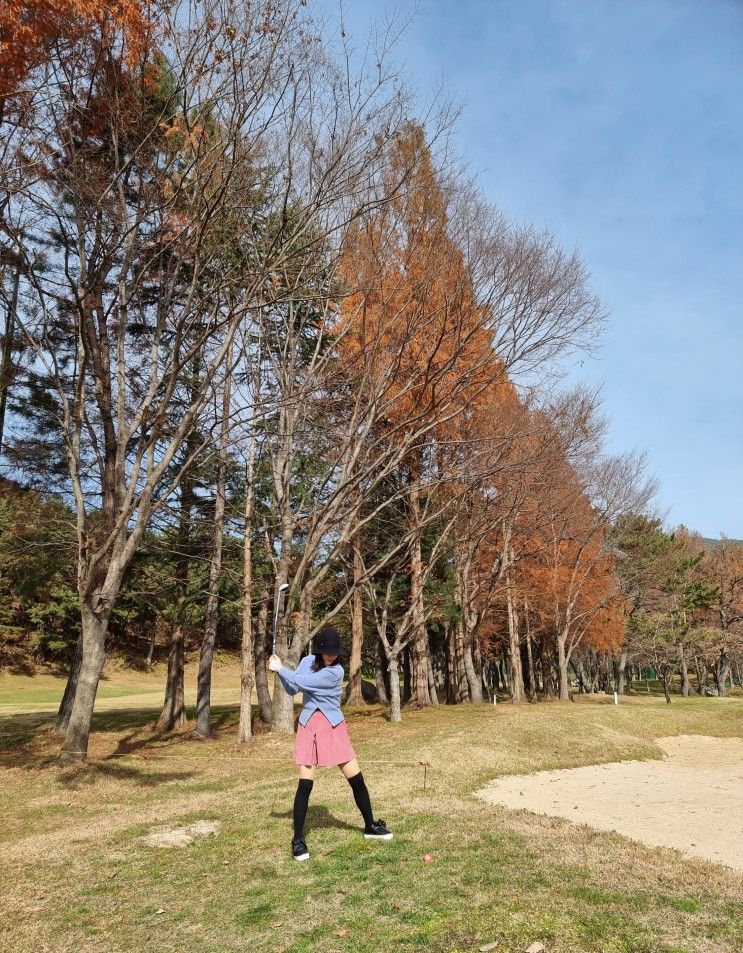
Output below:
[293,765,316,841]
[338,758,360,780]
[339,759,375,829]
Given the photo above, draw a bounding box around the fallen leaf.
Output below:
[526,943,546,953]
[479,942,499,951]
[336,928,350,937]
[155,908,165,915]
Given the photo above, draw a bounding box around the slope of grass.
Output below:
[1,688,741,953]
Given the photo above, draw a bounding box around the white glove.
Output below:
[268,654,282,672]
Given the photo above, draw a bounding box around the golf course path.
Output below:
[475,734,743,871]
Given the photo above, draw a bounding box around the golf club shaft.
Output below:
[272,583,288,656]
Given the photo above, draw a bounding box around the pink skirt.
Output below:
[294,710,356,766]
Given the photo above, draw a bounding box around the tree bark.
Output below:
[556,633,570,701]
[506,578,525,703]
[693,654,705,694]
[345,536,365,705]
[662,665,672,704]
[59,604,109,762]
[388,654,402,723]
[408,470,431,706]
[270,579,299,733]
[427,654,439,705]
[713,648,730,697]
[447,620,468,703]
[618,648,628,695]
[679,642,692,697]
[156,622,186,733]
[238,428,258,743]
[253,589,272,723]
[156,469,193,733]
[56,632,83,734]
[195,353,232,738]
[523,599,536,701]
[0,261,20,453]
[402,644,412,704]
[463,641,483,703]
[375,635,389,704]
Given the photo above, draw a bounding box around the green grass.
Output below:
[0,680,741,953]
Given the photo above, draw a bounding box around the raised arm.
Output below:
[278,658,343,693]
[276,666,300,696]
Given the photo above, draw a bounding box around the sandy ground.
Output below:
[475,735,743,871]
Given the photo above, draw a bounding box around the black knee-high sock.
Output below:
[293,779,313,839]
[347,771,374,828]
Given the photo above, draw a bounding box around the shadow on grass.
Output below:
[0,702,245,775]
[56,759,196,789]
[270,803,359,834]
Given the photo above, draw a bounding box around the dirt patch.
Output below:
[141,819,221,847]
[1,790,231,862]
[475,735,743,871]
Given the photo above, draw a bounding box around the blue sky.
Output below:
[342,0,743,538]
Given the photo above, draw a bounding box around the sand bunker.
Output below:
[475,735,743,871]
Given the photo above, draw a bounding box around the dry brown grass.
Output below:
[0,688,741,953]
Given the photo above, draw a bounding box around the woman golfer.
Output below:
[268,625,393,861]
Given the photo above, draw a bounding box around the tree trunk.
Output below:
[145,629,156,668]
[195,354,232,738]
[270,583,299,735]
[456,620,469,701]
[156,622,186,733]
[662,665,672,704]
[402,644,412,704]
[506,579,525,703]
[238,431,258,743]
[388,655,402,723]
[408,471,431,706]
[679,642,691,697]
[447,620,467,703]
[714,649,730,697]
[346,537,365,705]
[253,589,272,724]
[375,636,389,705]
[499,651,510,696]
[463,641,483,703]
[694,654,705,694]
[618,648,628,695]
[56,632,83,734]
[576,657,587,693]
[556,634,570,701]
[427,654,439,705]
[0,261,20,453]
[59,604,109,762]
[524,600,537,701]
[539,643,550,697]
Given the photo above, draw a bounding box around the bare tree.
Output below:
[1,0,411,759]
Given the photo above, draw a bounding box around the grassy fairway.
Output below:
[1,680,741,953]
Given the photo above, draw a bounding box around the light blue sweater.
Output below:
[277,655,345,727]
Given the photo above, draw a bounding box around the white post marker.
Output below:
[613,691,619,705]
[492,694,497,705]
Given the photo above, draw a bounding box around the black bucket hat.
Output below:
[313,626,350,657]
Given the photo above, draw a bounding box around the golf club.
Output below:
[272,582,289,656]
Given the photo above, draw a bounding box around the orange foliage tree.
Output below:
[0,0,150,103]
[338,122,504,709]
